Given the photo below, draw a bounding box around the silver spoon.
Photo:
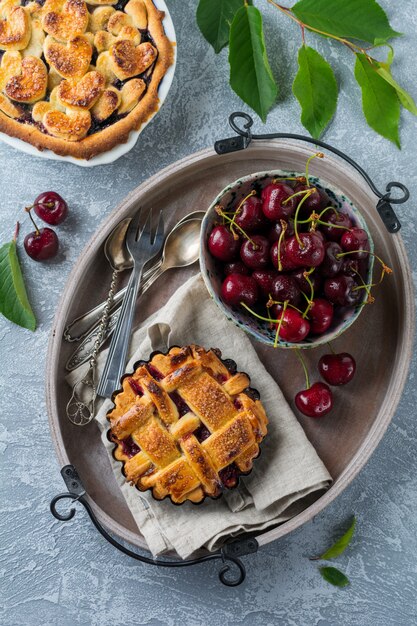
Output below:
[64,210,205,342]
[65,216,203,371]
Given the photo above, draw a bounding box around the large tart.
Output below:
[107,345,269,504]
[0,0,174,159]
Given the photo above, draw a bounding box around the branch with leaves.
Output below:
[196,0,416,146]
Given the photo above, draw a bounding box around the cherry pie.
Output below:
[0,0,174,159]
[107,345,268,504]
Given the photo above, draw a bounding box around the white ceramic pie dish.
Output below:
[0,0,177,167]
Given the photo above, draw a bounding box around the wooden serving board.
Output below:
[46,141,415,553]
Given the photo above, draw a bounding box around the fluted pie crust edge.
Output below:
[107,345,269,505]
[0,0,174,160]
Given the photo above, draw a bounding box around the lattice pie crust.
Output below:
[107,345,269,504]
[0,0,174,158]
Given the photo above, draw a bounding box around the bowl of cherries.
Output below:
[200,154,376,350]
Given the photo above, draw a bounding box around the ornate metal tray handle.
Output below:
[215,112,410,234]
[50,466,258,587]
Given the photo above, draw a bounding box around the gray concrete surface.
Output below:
[1,1,416,624]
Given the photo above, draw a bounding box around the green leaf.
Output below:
[354,53,401,147]
[319,517,356,559]
[292,45,338,139]
[375,66,417,115]
[229,5,278,122]
[292,0,401,44]
[319,566,350,588]
[196,0,246,54]
[0,238,36,331]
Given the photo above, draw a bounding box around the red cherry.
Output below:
[224,261,250,276]
[320,241,343,277]
[24,227,59,261]
[292,268,322,295]
[340,227,370,260]
[33,191,68,225]
[286,232,325,267]
[234,196,265,232]
[295,382,333,417]
[240,235,270,270]
[293,183,329,214]
[271,275,301,306]
[261,183,296,220]
[270,303,283,319]
[208,225,240,262]
[318,352,356,385]
[267,219,294,242]
[320,210,352,241]
[276,308,310,342]
[221,273,258,307]
[324,274,362,306]
[252,270,278,298]
[308,298,334,335]
[270,240,298,271]
[341,257,368,279]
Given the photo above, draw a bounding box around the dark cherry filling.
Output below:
[128,377,144,396]
[169,391,190,417]
[88,111,128,136]
[146,363,164,381]
[233,398,243,410]
[219,463,239,488]
[216,374,227,384]
[120,435,141,458]
[194,424,211,443]
[222,358,237,374]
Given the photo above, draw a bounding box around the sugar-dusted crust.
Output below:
[107,345,269,505]
[0,0,174,159]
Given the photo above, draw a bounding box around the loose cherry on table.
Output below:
[33,191,68,225]
[295,382,333,417]
[293,348,333,417]
[318,352,356,385]
[24,208,59,261]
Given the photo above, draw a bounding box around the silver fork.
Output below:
[96,208,164,398]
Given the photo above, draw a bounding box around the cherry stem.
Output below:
[336,249,393,275]
[215,206,257,247]
[304,152,324,185]
[276,219,287,271]
[326,342,336,355]
[272,176,305,183]
[26,207,40,235]
[316,219,351,231]
[294,348,310,389]
[274,300,288,348]
[292,188,316,247]
[229,190,256,231]
[13,221,20,242]
[301,268,315,317]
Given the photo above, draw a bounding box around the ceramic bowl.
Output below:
[200,169,374,349]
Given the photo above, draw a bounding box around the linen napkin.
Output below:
[67,274,332,558]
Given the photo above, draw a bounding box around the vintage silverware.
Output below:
[65,218,132,426]
[64,218,132,342]
[97,208,164,398]
[64,210,205,342]
[65,215,203,371]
